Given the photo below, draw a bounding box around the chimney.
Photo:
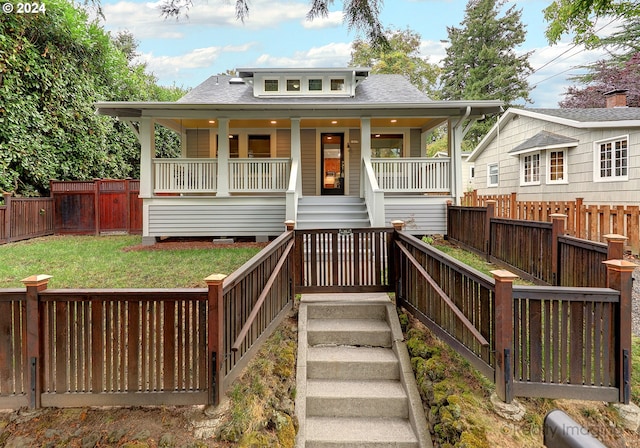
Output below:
[604,89,628,108]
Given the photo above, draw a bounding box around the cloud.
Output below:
[137,46,223,80]
[302,10,344,29]
[254,42,352,67]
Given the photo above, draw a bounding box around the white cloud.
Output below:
[137,46,223,79]
[302,10,344,29]
[255,42,352,67]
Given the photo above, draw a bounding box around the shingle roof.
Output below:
[177,74,432,105]
[509,130,579,154]
[524,108,640,122]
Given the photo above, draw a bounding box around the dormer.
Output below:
[236,67,371,98]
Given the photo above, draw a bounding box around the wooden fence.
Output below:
[448,204,623,288]
[0,194,54,244]
[0,228,294,409]
[462,191,640,253]
[394,228,634,404]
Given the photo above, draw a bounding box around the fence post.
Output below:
[603,260,635,404]
[391,220,405,301]
[284,221,296,301]
[492,269,518,403]
[21,274,52,409]
[605,234,627,260]
[509,192,517,219]
[550,214,567,286]
[576,198,584,239]
[205,273,227,407]
[485,200,496,261]
[3,192,11,242]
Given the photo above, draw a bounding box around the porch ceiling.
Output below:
[165,117,447,130]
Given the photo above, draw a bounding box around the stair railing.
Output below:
[362,158,385,227]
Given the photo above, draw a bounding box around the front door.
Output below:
[321,133,344,195]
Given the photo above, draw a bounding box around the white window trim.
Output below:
[593,135,629,182]
[546,149,568,185]
[520,152,541,186]
[487,163,499,187]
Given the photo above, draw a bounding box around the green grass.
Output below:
[0,235,261,288]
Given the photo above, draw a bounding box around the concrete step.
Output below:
[306,379,409,418]
[306,345,399,380]
[305,417,418,448]
[307,318,392,347]
[299,196,365,204]
[296,196,370,229]
[307,302,387,320]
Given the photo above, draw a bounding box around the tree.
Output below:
[349,27,440,97]
[160,0,388,46]
[559,52,640,107]
[440,0,532,145]
[544,0,640,46]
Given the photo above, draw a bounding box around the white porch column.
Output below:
[216,118,230,197]
[361,117,371,162]
[139,118,155,198]
[449,118,464,205]
[291,118,302,196]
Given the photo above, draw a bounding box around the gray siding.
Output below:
[301,129,317,196]
[473,114,640,204]
[348,128,361,196]
[148,202,286,237]
[409,129,422,157]
[186,129,210,158]
[384,200,448,235]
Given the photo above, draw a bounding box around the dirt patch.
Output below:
[123,237,269,252]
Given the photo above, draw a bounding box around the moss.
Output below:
[275,412,296,448]
[398,312,409,332]
[407,337,439,359]
[457,427,489,448]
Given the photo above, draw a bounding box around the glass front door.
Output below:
[321,133,344,195]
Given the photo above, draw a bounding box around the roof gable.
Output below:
[509,130,579,155]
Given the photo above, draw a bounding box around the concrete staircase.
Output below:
[296,196,370,229]
[295,293,431,448]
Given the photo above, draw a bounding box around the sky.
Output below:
[96,0,616,107]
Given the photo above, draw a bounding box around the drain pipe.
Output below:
[543,410,607,448]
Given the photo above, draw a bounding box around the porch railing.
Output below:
[153,158,218,193]
[228,158,290,192]
[362,159,385,226]
[371,157,450,192]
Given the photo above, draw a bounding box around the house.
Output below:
[96,67,502,244]
[468,96,640,205]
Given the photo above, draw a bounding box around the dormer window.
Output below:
[264,79,279,92]
[308,79,323,91]
[287,79,301,92]
[331,79,345,91]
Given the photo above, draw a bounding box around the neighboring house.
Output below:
[435,151,474,193]
[468,98,640,205]
[96,67,502,244]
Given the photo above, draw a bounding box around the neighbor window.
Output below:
[594,136,628,181]
[308,79,323,91]
[264,79,279,92]
[488,163,499,187]
[548,150,567,183]
[286,79,301,92]
[371,133,403,158]
[521,153,540,185]
[330,78,345,91]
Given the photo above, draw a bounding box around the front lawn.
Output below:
[0,235,262,288]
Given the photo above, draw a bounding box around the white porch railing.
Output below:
[371,157,450,192]
[362,159,385,227]
[154,158,218,193]
[153,158,291,194]
[229,158,290,192]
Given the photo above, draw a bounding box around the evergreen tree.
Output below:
[440,0,532,145]
[350,27,441,98]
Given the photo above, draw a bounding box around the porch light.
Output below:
[208,120,215,124]
[331,120,338,124]
[390,119,397,123]
[270,120,277,124]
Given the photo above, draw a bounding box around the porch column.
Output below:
[360,117,371,197]
[217,118,230,197]
[448,117,464,205]
[139,118,155,199]
[291,118,302,197]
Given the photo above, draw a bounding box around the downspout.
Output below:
[450,106,471,205]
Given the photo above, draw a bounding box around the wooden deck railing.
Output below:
[372,157,450,192]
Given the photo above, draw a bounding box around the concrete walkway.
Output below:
[295,293,432,448]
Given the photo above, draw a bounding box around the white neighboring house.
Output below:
[435,151,474,193]
[468,97,640,205]
[96,67,502,244]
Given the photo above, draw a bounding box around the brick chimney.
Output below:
[604,89,628,108]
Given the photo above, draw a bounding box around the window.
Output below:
[264,79,279,92]
[470,166,475,179]
[371,134,403,157]
[488,163,499,187]
[330,78,345,91]
[308,79,323,91]
[521,153,540,185]
[248,135,271,158]
[594,136,628,181]
[548,150,567,183]
[286,79,301,92]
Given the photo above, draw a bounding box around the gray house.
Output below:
[468,99,640,205]
[96,67,502,244]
